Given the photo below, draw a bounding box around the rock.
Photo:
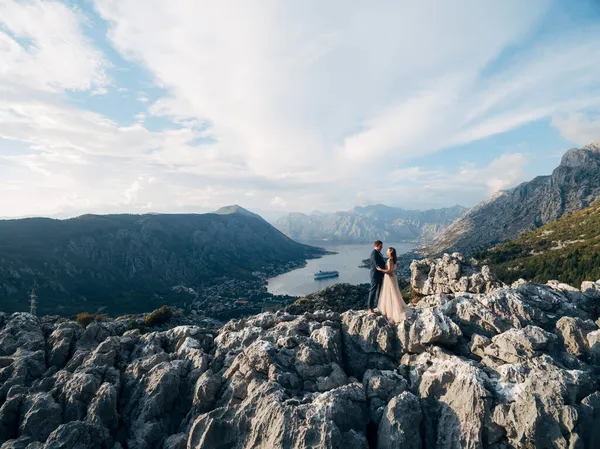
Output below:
[491,356,595,449]
[482,326,557,367]
[377,391,422,449]
[341,311,399,378]
[579,392,600,449]
[405,348,493,449]
[0,314,44,356]
[87,383,119,431]
[19,393,62,442]
[397,308,462,353]
[1,288,600,449]
[363,369,408,424]
[189,381,369,449]
[42,421,108,449]
[410,254,501,296]
[556,317,598,361]
[47,324,77,369]
[162,433,186,449]
[0,393,24,444]
[469,334,491,358]
[1,436,40,449]
[192,370,222,413]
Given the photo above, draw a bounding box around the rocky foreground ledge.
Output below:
[1,264,600,448]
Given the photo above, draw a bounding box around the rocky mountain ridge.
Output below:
[425,142,600,256]
[274,204,467,243]
[0,209,323,317]
[1,255,600,448]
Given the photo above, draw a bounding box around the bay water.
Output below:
[267,241,414,297]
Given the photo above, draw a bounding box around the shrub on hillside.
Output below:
[143,305,174,327]
[75,312,95,327]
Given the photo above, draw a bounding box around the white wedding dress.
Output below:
[377,260,412,324]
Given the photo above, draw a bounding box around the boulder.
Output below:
[363,369,408,424]
[404,348,494,449]
[482,326,557,367]
[42,421,108,449]
[397,308,462,353]
[555,316,598,360]
[19,393,63,442]
[188,381,369,449]
[491,355,596,449]
[341,311,399,378]
[377,391,422,449]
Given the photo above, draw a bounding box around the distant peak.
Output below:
[583,140,600,151]
[214,205,262,219]
[560,144,600,167]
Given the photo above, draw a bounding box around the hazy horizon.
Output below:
[2,1,600,217]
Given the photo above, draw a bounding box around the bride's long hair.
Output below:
[388,247,398,265]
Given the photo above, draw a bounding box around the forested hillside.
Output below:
[475,202,600,286]
[0,209,322,316]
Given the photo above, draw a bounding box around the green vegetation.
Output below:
[475,203,600,287]
[286,284,370,314]
[126,318,146,333]
[75,312,95,327]
[143,305,174,327]
[75,312,111,327]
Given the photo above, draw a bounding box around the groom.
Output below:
[368,240,385,313]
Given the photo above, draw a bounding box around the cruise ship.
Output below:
[314,270,339,280]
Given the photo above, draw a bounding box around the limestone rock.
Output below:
[556,316,598,361]
[363,369,408,424]
[405,348,493,449]
[397,308,462,353]
[410,253,501,296]
[483,326,557,366]
[19,392,63,442]
[341,311,398,378]
[377,391,422,449]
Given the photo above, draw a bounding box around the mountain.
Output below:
[214,204,263,220]
[475,201,600,287]
[425,141,600,255]
[0,210,323,316]
[274,204,467,243]
[2,257,600,448]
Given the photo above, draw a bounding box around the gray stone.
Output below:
[377,391,422,449]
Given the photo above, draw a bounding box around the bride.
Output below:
[376,247,413,324]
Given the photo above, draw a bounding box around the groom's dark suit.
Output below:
[368,248,386,309]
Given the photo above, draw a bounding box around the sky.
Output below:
[1,0,600,220]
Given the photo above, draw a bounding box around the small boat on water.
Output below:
[314,270,339,280]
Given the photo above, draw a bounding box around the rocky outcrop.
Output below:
[425,142,600,255]
[410,253,501,296]
[1,273,600,448]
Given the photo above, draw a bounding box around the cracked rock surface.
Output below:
[1,257,600,448]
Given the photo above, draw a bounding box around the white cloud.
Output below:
[552,113,600,145]
[94,0,556,177]
[371,153,529,209]
[0,0,108,92]
[1,1,600,217]
[270,196,288,209]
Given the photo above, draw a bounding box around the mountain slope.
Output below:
[475,201,600,287]
[425,141,600,255]
[0,211,322,316]
[274,204,467,243]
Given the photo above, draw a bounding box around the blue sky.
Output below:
[1,0,600,219]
